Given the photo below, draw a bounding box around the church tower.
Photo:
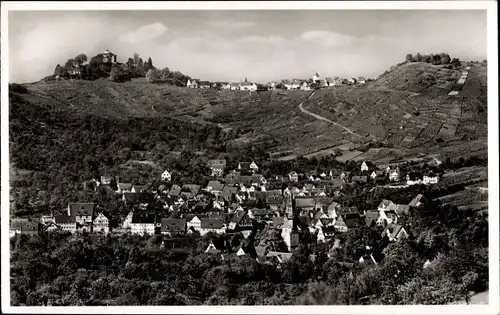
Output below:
[282,194,300,252]
[313,70,320,83]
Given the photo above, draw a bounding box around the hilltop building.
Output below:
[102,49,117,63]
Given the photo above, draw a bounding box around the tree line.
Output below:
[405,52,461,68]
[50,52,191,86]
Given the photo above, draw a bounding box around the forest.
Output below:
[10,195,488,306]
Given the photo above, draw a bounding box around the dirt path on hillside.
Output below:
[299,91,365,138]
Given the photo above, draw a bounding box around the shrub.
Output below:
[9,83,28,94]
[146,69,157,84]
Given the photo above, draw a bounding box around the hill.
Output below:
[300,61,487,165]
[11,61,488,175]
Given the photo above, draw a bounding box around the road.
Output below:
[298,91,366,138]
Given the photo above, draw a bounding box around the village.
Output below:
[185,72,369,92]
[10,158,441,269]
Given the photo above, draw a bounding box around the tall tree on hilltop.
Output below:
[64,59,76,72]
[439,53,451,64]
[54,64,63,77]
[146,68,157,84]
[109,65,120,82]
[147,57,153,70]
[144,60,150,72]
[137,58,144,69]
[126,58,134,70]
[133,53,140,66]
[74,54,88,66]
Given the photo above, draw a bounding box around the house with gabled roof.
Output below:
[378,199,396,212]
[317,225,336,243]
[182,184,201,195]
[10,219,39,237]
[116,182,132,193]
[100,175,113,185]
[168,184,182,197]
[229,203,244,213]
[205,240,228,255]
[54,215,77,233]
[389,167,400,181]
[361,161,369,172]
[222,185,238,203]
[335,212,364,232]
[327,202,340,219]
[301,81,312,91]
[386,203,410,216]
[406,171,424,186]
[288,171,299,182]
[208,159,227,177]
[185,214,201,231]
[251,174,266,186]
[240,81,258,91]
[161,169,172,182]
[381,224,408,242]
[340,171,351,183]
[236,243,258,258]
[122,210,134,229]
[93,212,109,234]
[122,192,153,208]
[187,79,199,88]
[423,171,439,185]
[130,213,157,236]
[161,218,186,236]
[199,218,226,236]
[206,181,225,196]
[358,253,385,266]
[409,194,425,208]
[295,197,316,211]
[225,171,241,186]
[267,196,284,211]
[379,209,398,225]
[67,203,95,225]
[199,81,211,89]
[364,211,381,227]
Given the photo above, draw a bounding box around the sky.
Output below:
[8,10,487,83]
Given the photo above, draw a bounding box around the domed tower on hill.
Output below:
[102,49,117,63]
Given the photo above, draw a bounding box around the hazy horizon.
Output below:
[9,10,487,83]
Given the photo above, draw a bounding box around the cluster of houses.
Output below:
[186,78,267,92]
[186,72,370,92]
[11,156,440,272]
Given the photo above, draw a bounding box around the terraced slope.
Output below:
[21,79,331,156]
[20,61,487,162]
[301,62,487,163]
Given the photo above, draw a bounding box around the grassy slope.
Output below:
[20,61,487,163]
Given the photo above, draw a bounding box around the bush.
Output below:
[9,83,28,94]
[146,69,157,84]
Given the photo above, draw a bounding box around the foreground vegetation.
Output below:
[10,196,487,305]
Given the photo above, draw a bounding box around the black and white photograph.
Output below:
[1,1,498,313]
